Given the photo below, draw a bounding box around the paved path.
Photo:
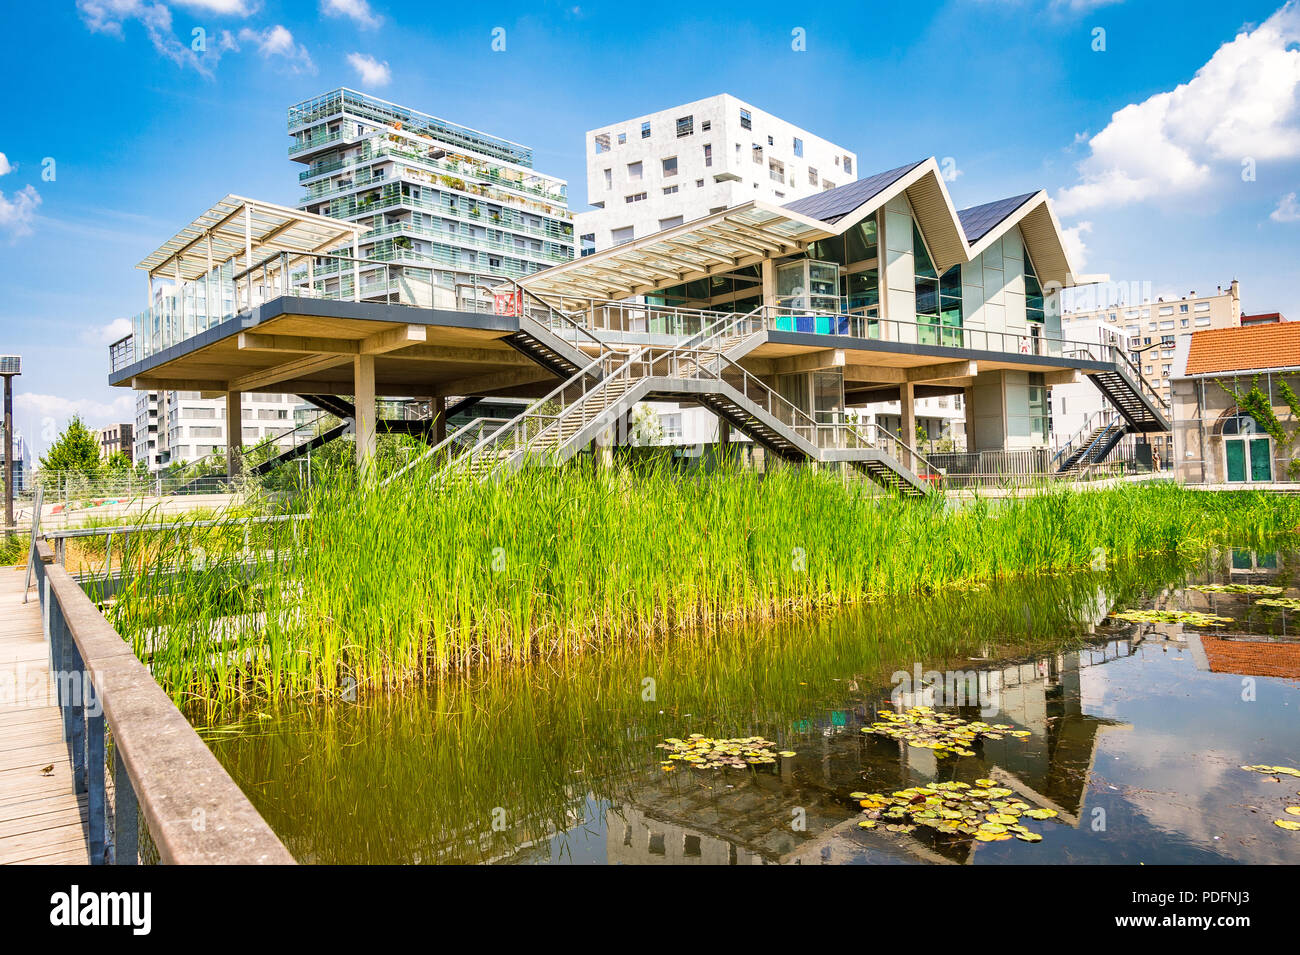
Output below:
[0,567,89,864]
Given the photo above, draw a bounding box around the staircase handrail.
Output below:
[445,349,633,476]
[380,416,510,485]
[1050,408,1110,467]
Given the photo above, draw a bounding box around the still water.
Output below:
[199,547,1300,865]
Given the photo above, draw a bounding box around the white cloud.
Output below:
[91,318,134,345]
[321,0,382,29]
[1050,0,1122,11]
[171,0,259,13]
[346,52,391,87]
[16,392,136,428]
[1056,2,1300,215]
[238,25,315,74]
[0,153,12,176]
[1061,220,1092,270]
[76,0,238,75]
[1272,191,1300,222]
[0,185,41,238]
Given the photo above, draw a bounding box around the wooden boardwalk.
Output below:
[0,567,89,864]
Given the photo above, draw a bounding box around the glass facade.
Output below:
[1024,247,1044,323]
[647,265,762,311]
[913,224,962,345]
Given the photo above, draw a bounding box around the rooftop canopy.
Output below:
[522,158,1082,301]
[135,195,366,282]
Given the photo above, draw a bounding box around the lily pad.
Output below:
[1256,598,1300,611]
[1242,764,1300,778]
[1190,584,1283,595]
[862,706,1033,757]
[1112,609,1233,627]
[656,735,793,770]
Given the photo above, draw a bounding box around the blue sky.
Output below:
[1,0,1298,456]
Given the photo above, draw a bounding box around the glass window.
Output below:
[914,224,962,343]
[1024,248,1044,323]
[594,133,610,154]
[843,155,853,175]
[640,121,651,139]
[843,269,879,314]
[617,132,626,145]
[844,218,877,263]
[808,166,818,185]
[793,137,803,157]
[662,156,678,177]
[912,224,937,279]
[703,144,712,167]
[739,108,752,130]
[676,115,693,137]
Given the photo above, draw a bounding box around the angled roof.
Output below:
[782,160,926,224]
[956,192,1038,244]
[1184,323,1300,376]
[137,195,366,281]
[521,158,1082,300]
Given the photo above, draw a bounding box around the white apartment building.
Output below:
[575,94,856,253]
[577,95,858,450]
[135,389,304,469]
[1055,280,1242,463]
[290,88,574,292]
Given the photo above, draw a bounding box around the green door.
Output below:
[1225,439,1246,482]
[1249,438,1272,482]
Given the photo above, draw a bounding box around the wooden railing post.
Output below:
[112,748,139,865]
[65,630,86,794]
[86,676,106,864]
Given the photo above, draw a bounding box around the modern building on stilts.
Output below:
[105,159,1169,494]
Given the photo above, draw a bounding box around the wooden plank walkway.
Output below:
[0,567,89,864]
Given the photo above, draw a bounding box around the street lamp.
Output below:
[0,355,20,534]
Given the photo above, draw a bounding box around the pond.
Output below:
[197,546,1300,865]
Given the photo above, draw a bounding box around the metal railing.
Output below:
[439,310,939,485]
[29,539,295,864]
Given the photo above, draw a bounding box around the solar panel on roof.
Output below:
[782,160,927,224]
[955,192,1038,244]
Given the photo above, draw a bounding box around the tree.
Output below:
[38,416,102,477]
[105,450,133,473]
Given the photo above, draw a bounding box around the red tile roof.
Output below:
[1184,323,1300,375]
[1200,637,1300,681]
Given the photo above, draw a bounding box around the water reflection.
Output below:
[199,548,1300,865]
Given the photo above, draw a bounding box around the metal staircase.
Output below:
[434,313,934,496]
[1065,343,1171,433]
[1052,410,1133,474]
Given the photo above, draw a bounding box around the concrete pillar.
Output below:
[900,381,916,449]
[225,390,242,478]
[433,395,447,444]
[354,355,376,476]
[761,259,777,311]
[963,386,975,452]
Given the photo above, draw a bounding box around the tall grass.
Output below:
[102,457,1300,708]
[198,554,1202,864]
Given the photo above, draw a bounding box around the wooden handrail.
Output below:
[33,539,295,865]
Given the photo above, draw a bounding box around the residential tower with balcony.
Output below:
[289,88,574,297]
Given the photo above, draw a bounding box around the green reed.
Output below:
[101,455,1300,709]
[198,556,1195,863]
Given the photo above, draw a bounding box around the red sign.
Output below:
[494,291,522,316]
